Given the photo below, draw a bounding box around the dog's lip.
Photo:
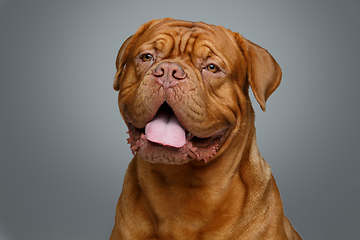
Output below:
[125,101,229,153]
[126,120,227,163]
[125,101,226,141]
[124,102,228,162]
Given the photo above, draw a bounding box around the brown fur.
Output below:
[111,18,301,239]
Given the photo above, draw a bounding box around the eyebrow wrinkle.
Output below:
[179,30,195,54]
[150,32,176,58]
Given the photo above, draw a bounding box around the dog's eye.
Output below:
[141,54,154,62]
[206,64,219,73]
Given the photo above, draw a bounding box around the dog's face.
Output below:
[114,18,281,164]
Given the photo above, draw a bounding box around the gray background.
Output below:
[1,0,359,239]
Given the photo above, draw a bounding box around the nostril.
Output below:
[153,67,165,77]
[171,67,186,80]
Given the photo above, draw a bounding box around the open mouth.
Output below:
[126,102,227,163]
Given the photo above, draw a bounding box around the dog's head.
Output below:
[114,18,281,164]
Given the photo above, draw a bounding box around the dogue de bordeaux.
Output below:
[110,18,301,240]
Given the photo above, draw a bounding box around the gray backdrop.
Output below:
[1,0,359,239]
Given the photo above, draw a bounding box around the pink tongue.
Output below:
[145,111,186,148]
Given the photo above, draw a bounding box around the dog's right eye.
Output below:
[140,54,154,62]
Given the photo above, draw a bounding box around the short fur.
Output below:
[111,18,301,240]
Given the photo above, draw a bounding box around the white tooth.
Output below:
[187,132,194,139]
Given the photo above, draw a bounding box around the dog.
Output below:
[110,18,301,240]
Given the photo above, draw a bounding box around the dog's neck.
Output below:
[120,104,274,237]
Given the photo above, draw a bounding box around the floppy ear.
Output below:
[234,33,282,111]
[113,35,133,91]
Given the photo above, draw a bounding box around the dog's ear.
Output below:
[233,33,282,111]
[113,35,133,91]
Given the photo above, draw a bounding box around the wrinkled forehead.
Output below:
[133,20,240,61]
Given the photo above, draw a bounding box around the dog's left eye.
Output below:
[141,54,154,62]
[206,64,219,73]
